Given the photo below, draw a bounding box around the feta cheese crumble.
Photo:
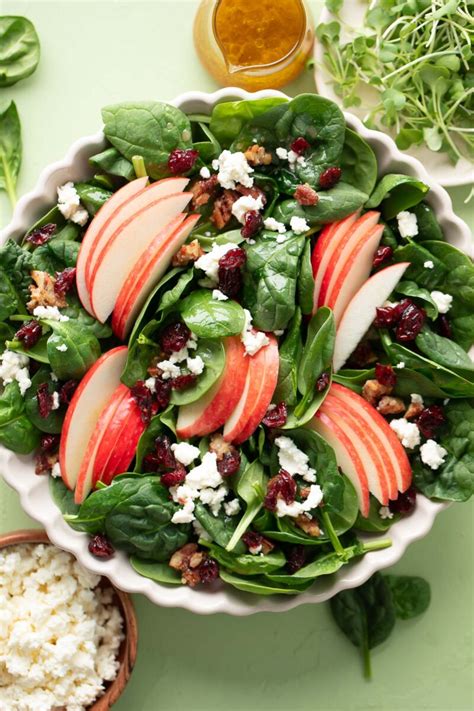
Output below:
[195,242,237,284]
[420,439,448,470]
[396,361,405,369]
[212,289,228,301]
[411,393,424,406]
[275,484,323,518]
[390,418,421,449]
[0,543,123,711]
[224,499,241,516]
[397,211,418,239]
[56,343,68,352]
[379,506,393,520]
[424,260,434,269]
[57,182,89,226]
[241,309,270,356]
[186,355,205,375]
[156,359,181,380]
[212,150,254,189]
[276,146,306,169]
[144,377,156,392]
[199,166,211,179]
[171,442,200,467]
[274,436,316,483]
[290,215,310,235]
[263,217,286,234]
[33,305,69,322]
[0,350,31,396]
[51,392,60,411]
[231,195,264,224]
[51,461,61,478]
[430,290,453,314]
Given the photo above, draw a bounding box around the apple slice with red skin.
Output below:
[92,388,145,488]
[112,213,200,340]
[90,190,193,323]
[309,408,371,517]
[74,384,129,504]
[76,177,149,315]
[333,262,410,372]
[312,211,360,311]
[59,346,128,491]
[223,333,279,444]
[176,336,249,439]
[330,382,412,494]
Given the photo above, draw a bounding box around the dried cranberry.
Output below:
[389,485,417,515]
[197,557,219,584]
[160,321,191,354]
[396,302,426,343]
[37,383,54,419]
[168,149,199,175]
[59,380,78,405]
[217,450,241,477]
[241,210,263,240]
[316,371,330,392]
[242,531,265,552]
[15,320,42,349]
[40,433,60,452]
[161,465,187,488]
[171,373,197,390]
[416,405,445,439]
[375,363,397,388]
[262,402,287,428]
[219,247,246,271]
[130,381,157,424]
[290,137,311,155]
[286,545,306,573]
[218,247,247,299]
[264,469,297,512]
[438,315,453,339]
[373,245,393,268]
[88,534,115,559]
[374,300,407,328]
[35,452,55,475]
[155,435,177,469]
[319,167,342,189]
[26,223,56,246]
[155,377,172,410]
[54,267,76,297]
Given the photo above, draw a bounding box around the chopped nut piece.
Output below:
[35,451,59,476]
[235,184,267,204]
[362,379,392,406]
[189,551,206,569]
[169,543,218,587]
[295,514,321,537]
[27,270,67,312]
[405,401,424,420]
[244,144,272,166]
[171,239,205,267]
[211,189,240,229]
[209,433,234,459]
[294,183,319,206]
[377,396,406,416]
[191,174,220,209]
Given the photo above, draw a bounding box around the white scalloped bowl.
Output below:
[0,89,471,616]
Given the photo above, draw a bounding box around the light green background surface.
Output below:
[0,2,473,709]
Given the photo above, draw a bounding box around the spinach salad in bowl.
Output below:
[0,94,472,595]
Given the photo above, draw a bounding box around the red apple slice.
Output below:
[90,191,192,323]
[93,389,145,487]
[76,177,149,314]
[74,383,130,504]
[176,336,249,439]
[112,213,200,340]
[223,334,279,444]
[333,262,410,371]
[330,382,412,494]
[310,409,370,517]
[312,211,360,311]
[59,346,128,491]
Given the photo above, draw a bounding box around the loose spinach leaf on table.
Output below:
[102,101,193,179]
[366,174,429,219]
[273,308,303,407]
[0,381,39,454]
[180,289,245,337]
[340,128,378,196]
[0,101,22,208]
[24,367,64,433]
[385,575,431,620]
[0,16,40,87]
[243,231,305,331]
[273,183,368,226]
[170,338,225,406]
[67,476,191,561]
[44,320,101,380]
[209,97,289,147]
[130,556,182,585]
[226,460,266,552]
[89,146,135,181]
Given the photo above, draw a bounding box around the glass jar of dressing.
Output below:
[194,0,314,90]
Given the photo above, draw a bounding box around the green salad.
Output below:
[0,94,472,595]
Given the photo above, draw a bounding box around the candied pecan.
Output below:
[234,184,267,204]
[211,189,240,229]
[26,223,56,246]
[88,534,115,559]
[244,144,272,166]
[160,321,191,354]
[262,402,287,428]
[373,245,393,268]
[405,400,424,420]
[161,464,187,488]
[416,405,445,439]
[375,363,397,388]
[15,320,42,349]
[264,469,297,512]
[286,545,306,573]
[209,434,241,477]
[191,174,219,209]
[170,543,199,571]
[35,451,58,475]
[294,183,319,206]
[171,239,205,267]
[361,379,392,406]
[242,531,274,555]
[295,514,321,537]
[169,543,219,587]
[377,396,406,416]
[27,270,67,311]
[54,267,76,297]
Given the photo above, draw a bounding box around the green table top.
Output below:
[1,2,473,710]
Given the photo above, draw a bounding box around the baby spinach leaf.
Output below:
[89,146,135,181]
[384,575,431,620]
[68,476,191,560]
[44,320,101,380]
[195,229,244,251]
[203,540,286,576]
[0,321,14,345]
[180,290,245,337]
[134,414,164,472]
[243,232,305,331]
[194,502,244,552]
[263,516,326,546]
[220,569,311,595]
[158,268,194,313]
[0,269,19,321]
[24,367,64,433]
[395,281,438,319]
[273,183,368,226]
[102,101,193,179]
[392,242,447,290]
[366,174,429,219]
[121,316,163,388]
[410,202,444,242]
[0,101,21,208]
[192,121,221,161]
[130,556,182,585]
[75,182,113,216]
[128,267,184,346]
[7,333,50,364]
[0,381,39,454]
[23,205,65,244]
[226,460,266,552]
[340,128,378,196]
[333,368,375,394]
[49,476,80,516]
[297,238,315,315]
[297,307,335,399]
[416,326,474,374]
[31,239,80,274]
[61,299,112,339]
[393,368,451,399]
[170,338,225,405]
[209,97,288,146]
[354,495,400,533]
[0,16,40,87]
[266,544,365,584]
[273,308,303,407]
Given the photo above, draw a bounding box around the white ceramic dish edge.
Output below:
[0,88,471,616]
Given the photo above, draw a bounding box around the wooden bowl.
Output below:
[0,529,138,710]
